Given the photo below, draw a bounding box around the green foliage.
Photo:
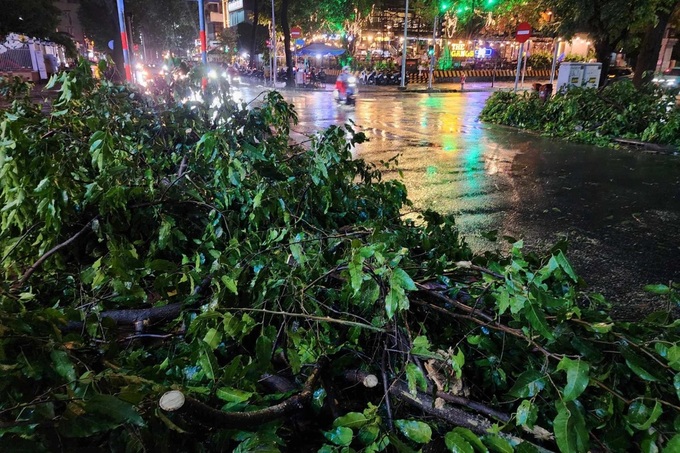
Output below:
[480,81,680,147]
[1,59,679,452]
[0,0,61,38]
[0,76,32,100]
[527,52,552,70]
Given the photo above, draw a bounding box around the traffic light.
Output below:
[428,45,434,57]
[440,2,450,12]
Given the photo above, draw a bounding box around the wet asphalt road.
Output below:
[239,83,680,318]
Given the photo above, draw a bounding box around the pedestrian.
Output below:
[295,66,304,87]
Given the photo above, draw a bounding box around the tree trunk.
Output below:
[593,40,613,87]
[250,0,259,68]
[633,5,676,87]
[280,0,294,87]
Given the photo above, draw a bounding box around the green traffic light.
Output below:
[440,2,450,12]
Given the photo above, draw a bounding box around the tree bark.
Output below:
[633,5,677,87]
[249,0,259,68]
[159,363,322,428]
[280,0,294,87]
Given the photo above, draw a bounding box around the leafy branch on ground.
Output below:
[479,81,680,148]
[0,60,678,452]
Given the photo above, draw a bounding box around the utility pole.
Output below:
[198,0,207,65]
[115,0,132,82]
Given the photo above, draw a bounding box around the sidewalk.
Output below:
[254,79,552,95]
[395,79,552,94]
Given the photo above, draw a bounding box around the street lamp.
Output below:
[399,0,409,89]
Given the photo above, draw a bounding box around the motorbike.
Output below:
[334,75,357,106]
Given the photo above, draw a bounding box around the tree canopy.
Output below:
[0,0,61,38]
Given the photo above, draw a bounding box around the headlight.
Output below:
[348,76,356,83]
[208,69,217,79]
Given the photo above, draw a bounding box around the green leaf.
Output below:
[394,419,432,444]
[481,434,513,453]
[50,349,76,383]
[349,248,365,295]
[508,370,546,398]
[406,363,428,395]
[411,335,443,360]
[202,328,222,350]
[627,400,663,430]
[256,333,274,366]
[644,284,670,295]
[323,426,353,446]
[621,345,664,382]
[289,242,306,265]
[391,268,416,291]
[216,387,253,403]
[384,288,402,319]
[86,394,144,426]
[554,251,578,281]
[448,428,487,452]
[199,341,218,380]
[655,343,680,371]
[357,425,380,445]
[220,275,239,295]
[496,290,510,315]
[515,400,538,429]
[556,357,590,402]
[663,434,680,453]
[445,432,475,453]
[553,401,589,453]
[333,412,369,429]
[523,301,554,340]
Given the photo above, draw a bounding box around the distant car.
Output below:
[652,67,680,87]
[607,66,633,83]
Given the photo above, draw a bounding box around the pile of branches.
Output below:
[0,61,678,452]
[479,81,680,148]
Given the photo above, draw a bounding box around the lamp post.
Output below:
[271,0,277,86]
[427,13,439,90]
[399,0,409,89]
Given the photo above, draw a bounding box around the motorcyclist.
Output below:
[335,66,356,105]
[335,66,350,100]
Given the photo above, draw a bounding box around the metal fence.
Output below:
[0,47,33,72]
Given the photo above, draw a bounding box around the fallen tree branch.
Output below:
[411,298,564,361]
[227,307,387,332]
[342,370,555,449]
[343,369,500,431]
[14,217,97,289]
[415,284,495,323]
[62,275,213,332]
[159,363,323,428]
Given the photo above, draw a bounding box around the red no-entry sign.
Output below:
[516,22,532,43]
[290,26,302,39]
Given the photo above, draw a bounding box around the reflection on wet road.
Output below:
[240,85,680,317]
